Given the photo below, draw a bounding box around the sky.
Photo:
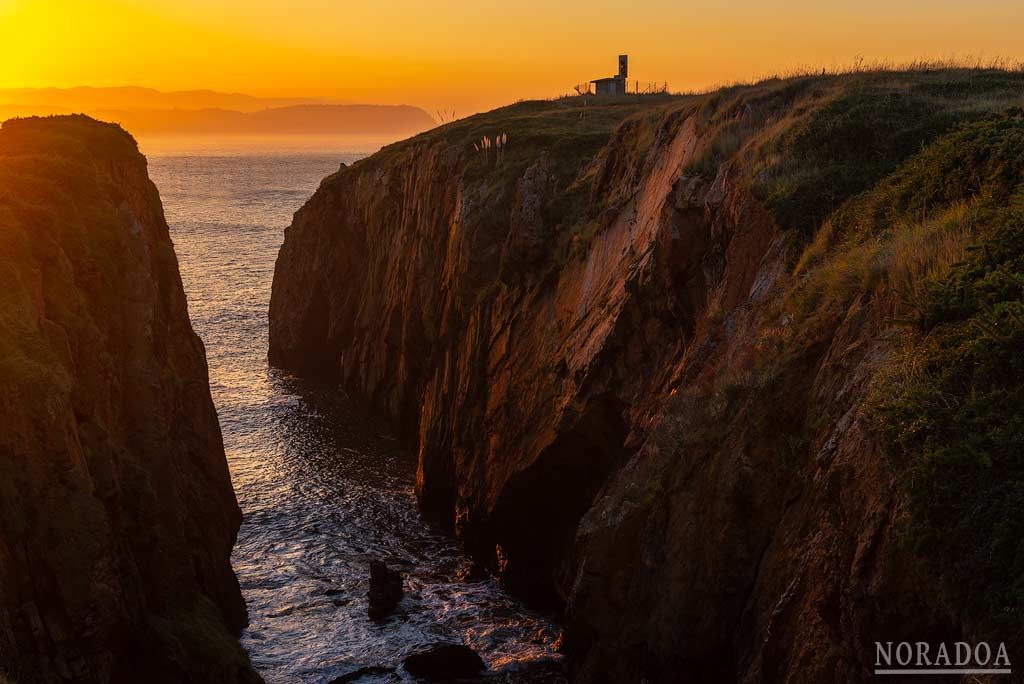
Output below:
[2,0,1023,114]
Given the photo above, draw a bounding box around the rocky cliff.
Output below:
[270,70,1024,682]
[0,116,258,684]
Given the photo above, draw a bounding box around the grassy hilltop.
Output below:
[333,64,1024,645]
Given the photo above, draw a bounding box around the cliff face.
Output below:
[270,71,1024,681]
[0,116,257,684]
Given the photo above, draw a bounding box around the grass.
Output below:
[872,204,1024,637]
[364,95,683,189]
[147,595,254,673]
[681,67,1024,238]
[789,201,975,322]
[700,102,1024,643]
[326,94,690,295]
[0,116,139,414]
[827,108,1024,246]
[757,87,964,234]
[789,111,1024,313]
[841,114,1024,640]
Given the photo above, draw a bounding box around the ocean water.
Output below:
[146,139,559,684]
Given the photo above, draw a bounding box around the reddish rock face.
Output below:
[269,84,1003,681]
[270,104,689,606]
[0,116,257,683]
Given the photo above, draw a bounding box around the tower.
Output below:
[618,55,628,79]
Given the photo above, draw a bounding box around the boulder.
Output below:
[367,560,403,620]
[328,665,395,683]
[402,643,485,680]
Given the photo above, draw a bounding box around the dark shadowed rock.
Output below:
[0,115,259,683]
[367,560,403,620]
[487,660,567,684]
[403,643,485,680]
[328,665,395,683]
[455,560,490,583]
[398,659,566,684]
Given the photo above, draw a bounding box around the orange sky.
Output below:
[2,0,1023,114]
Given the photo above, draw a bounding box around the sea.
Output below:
[144,135,559,684]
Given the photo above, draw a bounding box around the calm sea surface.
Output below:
[146,137,558,684]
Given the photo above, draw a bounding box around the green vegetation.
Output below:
[364,94,682,193]
[336,68,1023,304]
[829,109,1024,247]
[788,111,1024,312]
[759,109,1024,639]
[147,595,254,674]
[758,87,963,235]
[684,68,1024,237]
[854,114,1024,636]
[0,115,138,413]
[342,94,689,288]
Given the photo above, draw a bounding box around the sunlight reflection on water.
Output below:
[147,142,559,683]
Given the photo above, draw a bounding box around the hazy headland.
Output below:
[0,86,436,141]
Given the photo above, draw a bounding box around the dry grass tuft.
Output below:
[790,201,975,321]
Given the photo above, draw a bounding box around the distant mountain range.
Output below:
[0,87,436,136]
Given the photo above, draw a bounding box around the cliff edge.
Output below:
[270,71,1024,681]
[0,116,258,683]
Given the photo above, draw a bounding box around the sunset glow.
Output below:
[4,0,1024,680]
[3,0,1023,113]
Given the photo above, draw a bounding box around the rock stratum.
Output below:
[270,71,1024,682]
[0,116,258,683]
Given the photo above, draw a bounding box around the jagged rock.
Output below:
[268,82,1024,682]
[402,643,485,680]
[367,561,403,620]
[499,153,554,276]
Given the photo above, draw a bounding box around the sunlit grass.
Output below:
[790,202,975,321]
[682,64,1024,235]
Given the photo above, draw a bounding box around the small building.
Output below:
[591,55,628,95]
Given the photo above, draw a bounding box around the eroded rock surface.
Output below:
[270,75,1024,681]
[0,115,257,683]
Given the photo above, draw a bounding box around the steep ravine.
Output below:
[270,72,1024,682]
[0,116,258,683]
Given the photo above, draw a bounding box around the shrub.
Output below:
[756,87,967,236]
[781,111,1024,639]
[871,182,1024,639]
